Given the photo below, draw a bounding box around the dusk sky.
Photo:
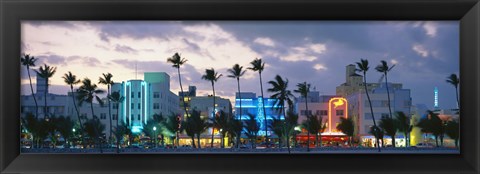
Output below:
[21,21,459,110]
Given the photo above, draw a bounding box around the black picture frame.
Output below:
[1,0,479,173]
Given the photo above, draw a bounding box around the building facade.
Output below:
[234,92,282,136]
[111,72,179,133]
[336,64,402,97]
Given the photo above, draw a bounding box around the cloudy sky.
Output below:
[21,21,459,110]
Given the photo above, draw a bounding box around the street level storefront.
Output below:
[296,134,349,147]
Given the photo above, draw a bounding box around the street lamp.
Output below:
[72,128,76,147]
[153,126,157,148]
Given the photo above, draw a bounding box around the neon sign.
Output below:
[328,97,348,133]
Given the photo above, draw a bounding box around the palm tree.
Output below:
[108,91,125,151]
[446,74,460,109]
[76,78,105,152]
[394,112,412,147]
[99,73,114,144]
[167,53,189,118]
[182,116,197,148]
[201,68,222,148]
[379,117,397,147]
[417,111,444,147]
[21,54,39,119]
[294,82,311,151]
[445,120,459,148]
[356,59,381,152]
[337,117,355,147]
[248,58,269,146]
[83,118,106,149]
[227,64,247,147]
[301,114,322,151]
[268,75,294,118]
[375,60,395,119]
[35,64,57,119]
[113,123,130,153]
[62,72,86,147]
[284,111,298,153]
[212,111,229,148]
[190,110,209,149]
[228,118,243,149]
[244,113,260,149]
[55,116,74,146]
[269,117,285,148]
[161,113,181,147]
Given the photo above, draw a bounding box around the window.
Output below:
[113,103,118,109]
[131,103,134,109]
[153,103,159,109]
[336,110,344,116]
[113,114,117,120]
[131,114,133,120]
[320,110,328,116]
[138,92,141,98]
[153,92,160,98]
[137,114,141,120]
[131,92,134,98]
[100,113,107,119]
[138,103,141,109]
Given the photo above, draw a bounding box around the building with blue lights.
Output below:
[111,72,179,133]
[235,92,282,136]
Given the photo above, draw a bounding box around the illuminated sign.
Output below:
[328,97,348,133]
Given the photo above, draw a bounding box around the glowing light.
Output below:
[333,99,344,108]
[328,97,348,133]
[131,126,142,133]
[434,87,439,108]
[153,126,156,131]
[143,81,148,125]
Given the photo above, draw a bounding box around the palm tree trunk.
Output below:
[236,78,242,149]
[364,74,381,152]
[90,102,103,153]
[315,133,319,148]
[116,107,120,153]
[392,135,396,147]
[455,139,458,148]
[191,136,196,148]
[404,132,408,147]
[385,74,393,119]
[178,68,189,118]
[107,85,112,146]
[44,78,48,119]
[26,66,39,120]
[70,86,86,148]
[197,134,202,149]
[455,87,459,109]
[259,73,269,147]
[305,95,310,152]
[211,82,216,148]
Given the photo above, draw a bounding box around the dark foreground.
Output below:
[21,147,460,154]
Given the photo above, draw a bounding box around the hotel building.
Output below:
[234,92,282,136]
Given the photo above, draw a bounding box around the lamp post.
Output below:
[153,126,157,148]
[72,128,76,148]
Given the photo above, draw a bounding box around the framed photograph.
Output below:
[1,0,479,174]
